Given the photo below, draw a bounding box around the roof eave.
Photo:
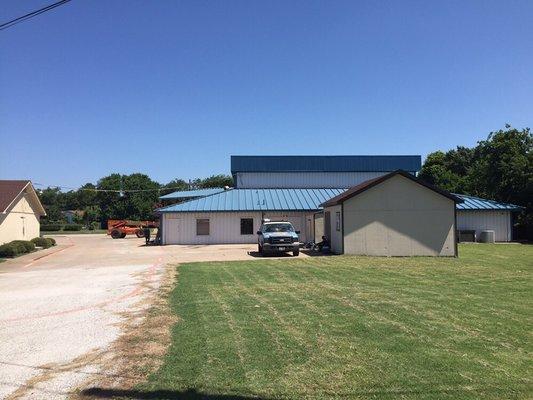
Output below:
[320,170,463,208]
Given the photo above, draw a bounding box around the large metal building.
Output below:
[159,155,421,245]
[231,155,421,188]
[158,155,523,245]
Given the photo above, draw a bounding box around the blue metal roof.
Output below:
[158,188,524,213]
[454,194,524,211]
[157,188,346,212]
[159,188,225,200]
[231,155,422,173]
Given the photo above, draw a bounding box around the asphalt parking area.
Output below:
[0,234,308,399]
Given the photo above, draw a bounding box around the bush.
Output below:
[0,240,35,257]
[0,243,20,257]
[41,224,62,231]
[11,240,35,253]
[31,237,55,249]
[63,224,83,231]
[48,237,56,246]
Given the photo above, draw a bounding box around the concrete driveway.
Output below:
[0,234,304,399]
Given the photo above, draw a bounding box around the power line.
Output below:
[0,0,72,31]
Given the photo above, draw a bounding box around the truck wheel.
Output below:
[111,230,122,239]
[120,232,127,238]
[293,249,299,257]
[136,229,145,238]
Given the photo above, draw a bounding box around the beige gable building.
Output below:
[0,180,46,245]
[321,171,462,257]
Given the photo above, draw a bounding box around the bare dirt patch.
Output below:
[72,264,177,399]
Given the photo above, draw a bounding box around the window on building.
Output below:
[240,218,254,235]
[196,218,210,235]
[335,212,341,231]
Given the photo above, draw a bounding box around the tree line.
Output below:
[38,174,233,226]
[39,125,531,237]
[418,125,532,238]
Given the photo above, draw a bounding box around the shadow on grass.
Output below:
[246,251,295,258]
[80,388,271,399]
[80,384,527,399]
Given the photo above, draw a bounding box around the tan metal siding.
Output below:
[235,172,388,188]
[457,210,511,242]
[342,175,456,256]
[161,211,313,245]
[326,205,343,254]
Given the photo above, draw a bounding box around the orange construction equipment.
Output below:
[107,219,158,239]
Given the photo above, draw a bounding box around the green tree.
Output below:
[469,126,532,203]
[418,151,464,192]
[420,125,532,238]
[197,174,233,188]
[122,173,161,220]
[77,183,98,208]
[38,187,66,222]
[161,179,189,195]
[96,173,161,223]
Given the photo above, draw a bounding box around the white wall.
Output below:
[341,175,456,256]
[0,193,41,244]
[234,172,390,188]
[457,210,512,242]
[162,211,314,245]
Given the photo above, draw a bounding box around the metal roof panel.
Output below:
[231,155,422,173]
[159,188,225,200]
[454,194,524,211]
[157,189,523,213]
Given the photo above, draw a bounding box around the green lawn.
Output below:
[141,244,532,399]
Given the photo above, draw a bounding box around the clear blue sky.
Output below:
[1,0,532,188]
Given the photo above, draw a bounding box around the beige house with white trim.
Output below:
[0,180,46,245]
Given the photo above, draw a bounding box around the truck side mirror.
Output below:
[256,231,262,235]
[295,230,300,234]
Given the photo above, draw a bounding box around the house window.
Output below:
[240,218,254,235]
[335,212,341,231]
[196,219,210,235]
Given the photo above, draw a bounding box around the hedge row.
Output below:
[31,237,56,249]
[0,237,56,258]
[41,224,83,231]
[40,224,62,231]
[0,240,35,257]
[63,224,83,231]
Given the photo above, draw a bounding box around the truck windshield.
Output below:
[264,223,294,233]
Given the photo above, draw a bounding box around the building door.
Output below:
[305,217,312,243]
[324,211,331,240]
[164,216,181,244]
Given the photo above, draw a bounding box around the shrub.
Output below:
[0,240,35,257]
[63,224,83,231]
[31,237,54,249]
[41,224,62,231]
[48,237,56,246]
[0,243,20,257]
[11,240,35,253]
